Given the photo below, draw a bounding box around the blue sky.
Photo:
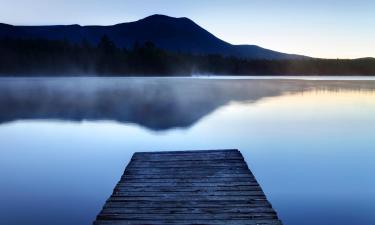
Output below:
[0,0,374,58]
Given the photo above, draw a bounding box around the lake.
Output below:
[0,77,374,225]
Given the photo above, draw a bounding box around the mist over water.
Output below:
[0,77,374,225]
[1,77,375,129]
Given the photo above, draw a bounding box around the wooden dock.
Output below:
[94,149,282,225]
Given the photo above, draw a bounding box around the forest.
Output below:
[1,36,375,76]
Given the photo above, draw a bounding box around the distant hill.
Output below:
[0,14,305,60]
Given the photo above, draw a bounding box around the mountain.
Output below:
[0,14,305,60]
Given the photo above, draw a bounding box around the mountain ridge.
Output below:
[0,14,306,60]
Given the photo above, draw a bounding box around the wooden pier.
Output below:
[94,149,282,225]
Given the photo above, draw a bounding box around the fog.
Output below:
[1,77,375,130]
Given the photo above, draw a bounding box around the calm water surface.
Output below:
[0,77,374,225]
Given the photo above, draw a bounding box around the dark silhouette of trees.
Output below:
[0,36,375,76]
[96,35,124,74]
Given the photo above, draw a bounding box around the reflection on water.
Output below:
[1,77,375,130]
[0,77,374,225]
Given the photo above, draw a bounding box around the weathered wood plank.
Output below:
[133,149,239,155]
[100,207,276,214]
[103,200,273,208]
[119,177,256,183]
[106,196,268,201]
[127,162,247,168]
[113,186,262,192]
[122,174,253,178]
[125,167,250,173]
[115,181,260,187]
[94,220,282,225]
[96,213,278,220]
[111,190,265,197]
[94,149,282,225]
[104,203,273,209]
[123,169,254,176]
[131,154,243,161]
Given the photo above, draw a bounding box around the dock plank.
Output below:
[94,149,282,225]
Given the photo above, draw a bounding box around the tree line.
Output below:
[0,36,374,76]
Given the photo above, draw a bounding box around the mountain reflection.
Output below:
[0,78,374,130]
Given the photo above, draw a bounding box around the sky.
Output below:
[0,0,374,59]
